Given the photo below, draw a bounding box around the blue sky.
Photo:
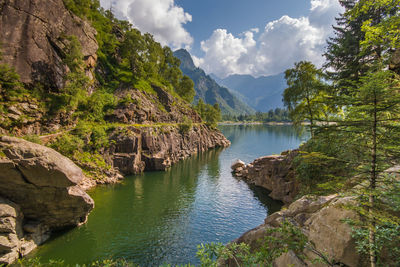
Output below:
[100,0,343,78]
[176,0,311,54]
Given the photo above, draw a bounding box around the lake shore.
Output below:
[219,121,293,126]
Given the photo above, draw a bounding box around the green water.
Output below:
[32,125,307,266]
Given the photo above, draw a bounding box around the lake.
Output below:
[32,125,307,266]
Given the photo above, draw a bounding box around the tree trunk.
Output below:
[369,93,378,267]
[306,96,314,137]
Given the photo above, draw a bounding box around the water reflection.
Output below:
[33,125,306,266]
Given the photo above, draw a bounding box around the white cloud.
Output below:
[197,0,343,78]
[100,0,193,49]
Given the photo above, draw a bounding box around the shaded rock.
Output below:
[234,150,299,204]
[0,136,94,229]
[0,0,98,90]
[0,197,51,265]
[0,197,22,265]
[109,124,230,175]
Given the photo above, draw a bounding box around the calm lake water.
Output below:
[32,125,307,266]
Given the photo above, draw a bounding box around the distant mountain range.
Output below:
[173,49,255,116]
[212,73,287,112]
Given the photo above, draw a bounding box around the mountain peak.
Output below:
[174,49,196,71]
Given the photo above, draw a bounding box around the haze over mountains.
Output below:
[174,49,286,115]
[174,49,255,116]
[213,73,286,112]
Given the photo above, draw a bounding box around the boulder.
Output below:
[0,197,51,265]
[234,150,299,204]
[0,136,94,229]
[231,159,245,171]
[0,197,23,265]
[233,195,361,267]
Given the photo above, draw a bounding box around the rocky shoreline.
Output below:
[0,127,230,264]
[230,150,376,267]
[231,150,299,204]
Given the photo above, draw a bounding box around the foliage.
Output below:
[22,135,42,144]
[57,35,90,112]
[283,61,330,137]
[48,123,113,179]
[78,89,116,122]
[13,257,138,267]
[222,108,290,122]
[195,99,221,128]
[62,0,195,104]
[178,116,193,134]
[349,0,400,58]
[176,75,195,103]
[195,220,326,267]
[324,0,374,90]
[49,133,85,156]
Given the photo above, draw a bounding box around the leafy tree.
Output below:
[60,35,89,111]
[195,100,221,127]
[349,0,400,59]
[283,61,329,137]
[176,75,195,103]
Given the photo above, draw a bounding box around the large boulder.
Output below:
[234,195,361,267]
[0,136,94,229]
[0,0,98,90]
[234,150,299,204]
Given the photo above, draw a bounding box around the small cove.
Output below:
[32,125,308,266]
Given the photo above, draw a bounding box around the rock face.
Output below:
[0,197,50,265]
[107,86,202,125]
[234,195,361,267]
[0,136,94,228]
[109,124,231,175]
[0,0,98,90]
[0,136,94,264]
[232,150,299,204]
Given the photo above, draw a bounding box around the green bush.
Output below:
[178,116,193,134]
[49,133,84,157]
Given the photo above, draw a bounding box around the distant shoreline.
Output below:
[219,121,293,126]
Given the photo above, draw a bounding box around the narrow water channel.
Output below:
[32,125,307,266]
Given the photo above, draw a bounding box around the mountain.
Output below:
[173,49,255,116]
[215,73,287,112]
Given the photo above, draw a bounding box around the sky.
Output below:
[99,0,344,78]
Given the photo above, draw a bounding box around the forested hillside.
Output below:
[0,0,229,182]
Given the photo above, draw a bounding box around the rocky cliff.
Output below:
[0,0,98,90]
[109,124,230,175]
[0,136,94,264]
[232,150,299,204]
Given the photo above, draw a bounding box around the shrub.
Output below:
[178,116,192,134]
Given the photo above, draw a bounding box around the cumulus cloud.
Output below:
[100,0,193,49]
[198,0,343,78]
